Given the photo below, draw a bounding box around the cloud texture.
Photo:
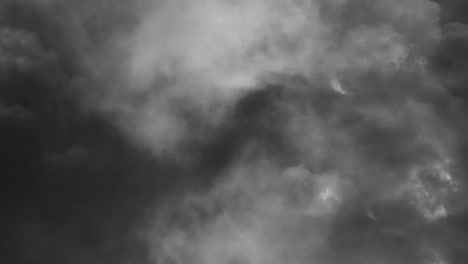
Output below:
[2,0,468,264]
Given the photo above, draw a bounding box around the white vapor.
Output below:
[84,0,442,155]
[56,0,463,263]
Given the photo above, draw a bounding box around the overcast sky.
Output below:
[2,1,468,264]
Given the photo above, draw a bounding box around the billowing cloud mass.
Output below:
[84,0,464,263]
[83,0,444,155]
[2,0,468,264]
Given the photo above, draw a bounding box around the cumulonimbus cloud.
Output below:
[79,0,443,157]
[10,0,463,263]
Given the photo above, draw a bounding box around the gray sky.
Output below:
[1,1,468,264]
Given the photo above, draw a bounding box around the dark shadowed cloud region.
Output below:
[2,1,468,264]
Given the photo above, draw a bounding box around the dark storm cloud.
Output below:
[0,102,34,120]
[435,0,468,24]
[2,1,468,264]
[0,2,189,264]
[129,1,467,264]
[432,22,468,98]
